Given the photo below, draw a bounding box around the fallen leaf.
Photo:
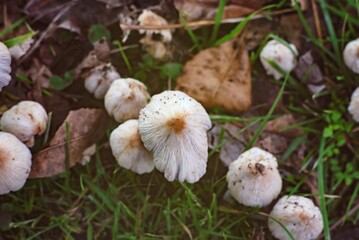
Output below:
[264,114,304,138]
[255,132,288,156]
[176,38,251,113]
[29,108,110,178]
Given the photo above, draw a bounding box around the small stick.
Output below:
[120,8,296,31]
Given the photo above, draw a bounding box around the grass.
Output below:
[1,0,359,239]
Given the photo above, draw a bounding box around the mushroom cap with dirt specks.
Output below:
[0,132,32,195]
[104,78,150,123]
[138,10,172,43]
[0,41,11,92]
[260,39,298,80]
[343,38,359,74]
[226,147,282,207]
[84,63,121,99]
[348,87,359,122]
[0,101,48,147]
[268,195,324,240]
[110,119,154,174]
[138,90,211,183]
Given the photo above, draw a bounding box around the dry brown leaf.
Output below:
[264,114,303,138]
[29,108,110,178]
[176,38,251,113]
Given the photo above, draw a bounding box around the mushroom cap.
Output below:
[268,195,324,240]
[348,87,359,122]
[104,78,150,123]
[0,41,11,92]
[0,132,32,195]
[138,10,172,43]
[260,39,298,80]
[343,38,359,74]
[0,101,48,147]
[84,63,121,99]
[110,119,154,174]
[138,90,211,183]
[226,147,282,207]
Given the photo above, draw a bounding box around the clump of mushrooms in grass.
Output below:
[138,90,211,183]
[0,132,32,195]
[343,38,359,74]
[226,147,282,207]
[0,101,48,147]
[268,195,323,240]
[348,87,359,122]
[260,39,298,80]
[0,41,11,91]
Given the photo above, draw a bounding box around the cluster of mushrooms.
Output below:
[1,29,359,239]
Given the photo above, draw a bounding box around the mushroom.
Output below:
[0,132,32,195]
[84,63,121,99]
[0,41,11,92]
[343,38,359,74]
[110,119,154,174]
[226,147,282,207]
[0,101,48,147]
[268,195,323,240]
[138,90,211,183]
[104,78,150,123]
[260,39,298,80]
[138,10,172,43]
[348,87,359,122]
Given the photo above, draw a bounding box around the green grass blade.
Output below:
[209,0,226,44]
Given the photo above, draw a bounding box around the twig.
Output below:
[311,0,323,40]
[120,8,296,31]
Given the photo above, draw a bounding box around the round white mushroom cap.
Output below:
[260,39,298,80]
[0,101,48,147]
[0,132,32,195]
[0,41,12,92]
[138,90,211,183]
[343,38,359,74]
[226,147,282,207]
[84,63,121,99]
[348,87,359,122]
[104,78,150,123]
[110,119,154,174]
[138,10,172,43]
[268,195,324,240]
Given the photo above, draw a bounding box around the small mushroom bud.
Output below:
[343,38,359,74]
[138,10,172,43]
[84,63,121,99]
[0,101,48,147]
[226,147,282,207]
[110,119,154,174]
[0,42,11,92]
[268,195,323,240]
[348,87,359,122]
[104,78,150,123]
[260,39,298,80]
[0,132,32,195]
[138,90,212,183]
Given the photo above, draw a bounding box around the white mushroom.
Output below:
[104,78,150,123]
[226,147,282,207]
[268,195,324,240]
[0,41,11,92]
[84,63,121,99]
[79,144,97,166]
[0,132,32,195]
[260,39,298,80]
[138,10,172,43]
[138,90,211,183]
[110,119,154,174]
[348,87,359,122]
[343,38,359,74]
[0,101,48,147]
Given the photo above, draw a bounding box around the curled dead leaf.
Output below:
[29,108,110,178]
[176,38,251,113]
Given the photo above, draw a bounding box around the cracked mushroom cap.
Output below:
[226,147,282,207]
[260,39,298,80]
[110,119,154,174]
[84,63,121,99]
[104,78,150,123]
[348,87,359,122]
[343,38,359,74]
[0,132,32,195]
[0,42,11,92]
[268,195,324,240]
[138,90,211,183]
[0,101,48,147]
